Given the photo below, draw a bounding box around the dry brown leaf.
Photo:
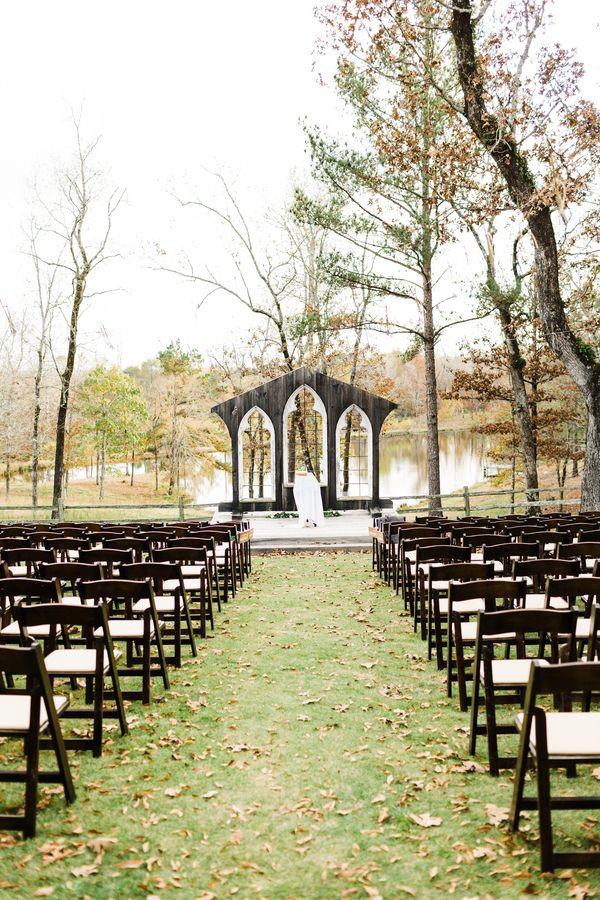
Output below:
[485,804,509,826]
[33,890,54,897]
[71,864,99,878]
[409,813,442,828]
[377,807,390,824]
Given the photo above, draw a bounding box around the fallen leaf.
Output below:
[409,813,442,828]
[71,864,99,878]
[485,804,509,826]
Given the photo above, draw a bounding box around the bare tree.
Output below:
[24,220,63,508]
[32,120,124,519]
[0,306,29,496]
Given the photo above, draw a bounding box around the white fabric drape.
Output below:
[293,472,325,527]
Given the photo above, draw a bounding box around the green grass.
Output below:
[0,553,599,897]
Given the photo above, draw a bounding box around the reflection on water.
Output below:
[193,430,488,504]
[55,430,488,505]
[379,431,488,499]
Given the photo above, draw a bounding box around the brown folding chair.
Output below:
[0,642,75,837]
[121,562,197,666]
[510,661,600,871]
[469,607,577,775]
[78,579,169,704]
[449,579,526,711]
[14,601,128,756]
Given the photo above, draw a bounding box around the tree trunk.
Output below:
[154,449,159,492]
[51,276,85,520]
[419,74,442,517]
[342,410,353,494]
[4,454,10,497]
[450,0,600,511]
[168,394,177,496]
[288,412,297,482]
[248,445,255,499]
[258,425,265,498]
[31,347,44,509]
[130,448,135,487]
[496,304,539,512]
[294,392,316,476]
[99,430,106,500]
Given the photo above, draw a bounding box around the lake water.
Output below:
[187,429,490,505]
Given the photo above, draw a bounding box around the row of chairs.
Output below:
[0,517,253,837]
[371,511,600,871]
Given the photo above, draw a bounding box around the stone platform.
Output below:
[215,510,371,553]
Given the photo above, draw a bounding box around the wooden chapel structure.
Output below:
[211,367,396,513]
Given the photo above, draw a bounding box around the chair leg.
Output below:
[534,714,555,871]
[181,595,197,658]
[509,714,532,832]
[142,633,151,704]
[107,648,129,737]
[204,572,214,632]
[433,600,446,670]
[211,558,221,611]
[92,665,104,758]
[484,679,500,777]
[45,706,76,805]
[469,667,481,757]
[23,731,40,839]
[173,605,182,668]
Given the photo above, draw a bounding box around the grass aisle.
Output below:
[0,553,598,897]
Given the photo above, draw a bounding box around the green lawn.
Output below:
[0,553,598,897]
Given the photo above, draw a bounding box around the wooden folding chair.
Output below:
[152,548,213,637]
[78,579,169,704]
[470,607,576,775]
[426,560,493,669]
[510,660,600,871]
[121,561,197,666]
[14,601,128,756]
[449,579,526,711]
[0,642,75,837]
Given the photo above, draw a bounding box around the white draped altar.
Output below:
[293,472,325,527]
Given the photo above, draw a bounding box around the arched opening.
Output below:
[336,405,372,498]
[238,407,274,500]
[283,386,327,485]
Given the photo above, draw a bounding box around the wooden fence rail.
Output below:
[0,483,584,522]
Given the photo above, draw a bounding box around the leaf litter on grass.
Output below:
[0,553,598,897]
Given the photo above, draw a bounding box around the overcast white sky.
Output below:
[0,0,598,369]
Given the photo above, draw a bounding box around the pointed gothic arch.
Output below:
[282,385,328,486]
[237,406,275,500]
[336,404,373,499]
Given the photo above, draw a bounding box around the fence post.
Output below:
[463,485,471,517]
[178,496,185,521]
